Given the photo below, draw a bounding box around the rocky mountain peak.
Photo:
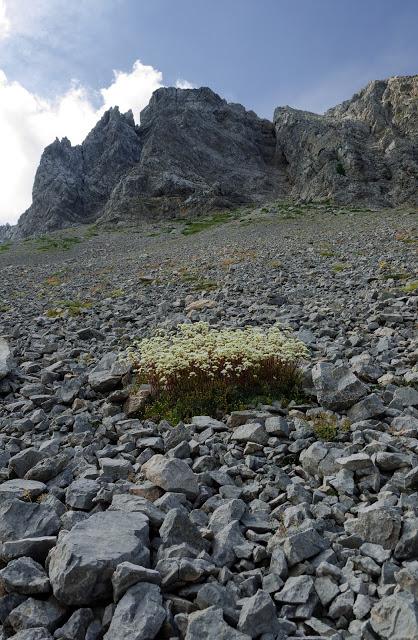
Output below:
[6,74,418,238]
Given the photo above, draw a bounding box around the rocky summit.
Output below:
[0,201,417,639]
[2,74,417,241]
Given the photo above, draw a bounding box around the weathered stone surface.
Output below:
[345,503,402,549]
[370,592,418,640]
[142,455,199,499]
[48,511,149,605]
[0,557,49,595]
[283,528,329,566]
[7,597,66,633]
[1,537,56,564]
[186,606,250,640]
[230,423,268,446]
[109,493,165,527]
[16,107,141,237]
[11,75,417,236]
[237,589,278,636]
[274,75,418,208]
[103,582,165,640]
[0,500,60,542]
[0,479,46,501]
[53,608,93,640]
[311,362,367,410]
[0,338,12,379]
[112,562,161,602]
[10,629,53,640]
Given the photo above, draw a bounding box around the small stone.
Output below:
[186,606,250,640]
[230,423,268,446]
[283,528,328,566]
[142,455,199,499]
[0,557,49,595]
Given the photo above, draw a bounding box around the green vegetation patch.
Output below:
[182,212,231,235]
[311,412,351,441]
[46,299,92,318]
[0,241,12,253]
[32,235,82,253]
[128,322,309,423]
[401,280,418,293]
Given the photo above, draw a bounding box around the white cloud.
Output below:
[175,79,195,89]
[101,61,163,114]
[0,60,169,225]
[0,0,10,39]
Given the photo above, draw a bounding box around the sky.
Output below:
[0,0,417,225]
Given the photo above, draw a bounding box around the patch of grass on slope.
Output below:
[182,212,231,236]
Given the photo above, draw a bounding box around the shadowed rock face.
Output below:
[10,75,418,237]
[100,87,283,225]
[16,107,141,237]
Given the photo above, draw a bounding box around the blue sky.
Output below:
[0,0,417,224]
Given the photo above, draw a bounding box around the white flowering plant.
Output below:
[128,322,309,421]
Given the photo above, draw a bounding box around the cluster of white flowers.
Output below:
[128,322,309,390]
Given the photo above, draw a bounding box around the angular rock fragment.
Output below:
[103,583,166,640]
[142,455,199,499]
[49,511,149,605]
[311,362,367,410]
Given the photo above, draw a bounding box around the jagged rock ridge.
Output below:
[16,107,142,237]
[9,75,418,237]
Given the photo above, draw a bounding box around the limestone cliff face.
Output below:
[11,75,418,238]
[274,75,418,207]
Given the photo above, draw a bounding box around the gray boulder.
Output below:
[345,503,402,549]
[283,528,329,566]
[142,455,199,499]
[185,606,250,640]
[0,557,49,595]
[48,511,149,605]
[0,338,13,380]
[370,592,418,640]
[237,590,278,636]
[0,500,60,542]
[53,608,93,640]
[230,423,268,446]
[7,597,66,633]
[103,582,165,640]
[0,480,46,501]
[112,562,161,602]
[10,630,53,640]
[311,362,367,410]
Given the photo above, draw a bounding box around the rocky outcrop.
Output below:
[16,107,141,237]
[274,75,418,207]
[100,87,282,225]
[8,74,418,238]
